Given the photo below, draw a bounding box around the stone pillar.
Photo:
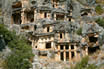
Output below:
[71,18,75,22]
[50,26,53,32]
[54,14,56,20]
[69,45,71,61]
[11,16,14,24]
[62,33,64,39]
[51,42,54,49]
[74,45,77,57]
[32,40,34,48]
[70,12,72,16]
[74,45,77,61]
[42,12,44,18]
[58,45,60,61]
[64,46,66,61]
[58,33,60,40]
[82,47,88,57]
[21,11,25,24]
[86,47,88,55]
[39,12,41,19]
[34,10,37,21]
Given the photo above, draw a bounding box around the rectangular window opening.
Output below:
[66,52,69,61]
[66,45,69,49]
[69,18,71,21]
[44,12,47,18]
[12,13,21,24]
[61,52,64,61]
[71,52,74,58]
[56,14,64,20]
[71,45,74,49]
[40,54,47,56]
[60,33,62,39]
[34,25,37,30]
[47,27,50,32]
[89,36,98,43]
[60,45,64,50]
[46,42,51,49]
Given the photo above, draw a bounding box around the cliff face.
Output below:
[0,0,104,69]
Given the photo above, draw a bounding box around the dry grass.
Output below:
[96,0,104,4]
[0,59,5,68]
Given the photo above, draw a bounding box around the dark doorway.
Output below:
[12,13,21,24]
[71,52,74,58]
[69,18,71,21]
[60,45,64,50]
[34,25,37,30]
[60,33,62,39]
[66,45,69,49]
[56,14,64,20]
[44,12,47,18]
[47,27,50,32]
[27,11,34,22]
[46,42,51,49]
[88,46,100,54]
[61,52,64,61]
[89,36,98,43]
[66,52,69,61]
[71,45,74,49]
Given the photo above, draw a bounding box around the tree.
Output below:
[0,24,34,69]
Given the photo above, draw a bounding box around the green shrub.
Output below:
[96,18,104,28]
[87,64,97,69]
[72,56,97,69]
[95,5,103,14]
[74,56,89,69]
[0,24,34,69]
[76,27,82,35]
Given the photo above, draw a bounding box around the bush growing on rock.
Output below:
[95,5,103,15]
[71,56,97,69]
[0,24,34,69]
[96,18,104,28]
[76,27,82,35]
[96,0,104,4]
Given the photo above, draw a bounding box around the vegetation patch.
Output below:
[71,56,97,69]
[76,27,82,35]
[96,18,104,28]
[95,5,103,15]
[96,0,104,4]
[0,24,34,69]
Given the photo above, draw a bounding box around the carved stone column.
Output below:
[58,45,60,61]
[64,45,66,61]
[69,44,71,61]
